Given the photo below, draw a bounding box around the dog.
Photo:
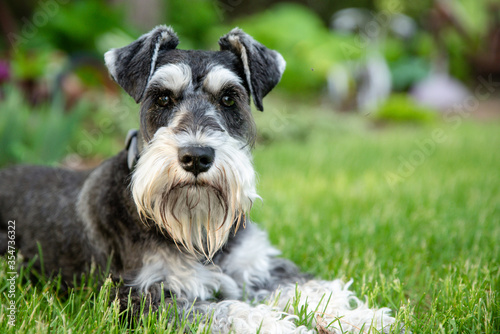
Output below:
[0,26,397,333]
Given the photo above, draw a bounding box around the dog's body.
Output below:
[0,26,397,333]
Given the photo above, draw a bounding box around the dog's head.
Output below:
[104,26,285,259]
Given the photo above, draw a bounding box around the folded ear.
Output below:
[104,25,179,103]
[219,28,286,111]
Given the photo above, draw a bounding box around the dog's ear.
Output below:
[104,25,179,103]
[219,28,286,111]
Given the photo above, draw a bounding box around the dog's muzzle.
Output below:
[130,127,258,259]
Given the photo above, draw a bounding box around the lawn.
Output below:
[1,98,499,333]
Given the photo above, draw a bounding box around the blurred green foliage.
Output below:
[0,84,139,167]
[27,0,128,54]
[0,86,86,166]
[389,57,430,92]
[372,94,437,124]
[374,0,433,19]
[10,49,52,81]
[166,0,220,50]
[67,94,139,160]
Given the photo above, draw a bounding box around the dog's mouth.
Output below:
[164,182,228,213]
[133,163,251,259]
[168,179,226,198]
[155,181,243,259]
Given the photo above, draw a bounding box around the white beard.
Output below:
[131,126,259,259]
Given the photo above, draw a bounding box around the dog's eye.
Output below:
[156,96,170,107]
[221,95,235,107]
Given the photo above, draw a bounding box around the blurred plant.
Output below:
[372,94,437,124]
[424,0,500,81]
[375,0,433,20]
[384,30,435,90]
[389,56,430,91]
[0,85,86,166]
[67,94,138,161]
[10,49,51,80]
[166,0,220,49]
[29,0,128,55]
[5,0,132,105]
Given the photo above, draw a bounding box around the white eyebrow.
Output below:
[147,63,192,93]
[203,65,243,94]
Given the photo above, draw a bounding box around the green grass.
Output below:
[1,99,499,333]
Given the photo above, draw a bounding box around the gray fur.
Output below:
[105,25,179,102]
[219,28,286,111]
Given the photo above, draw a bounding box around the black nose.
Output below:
[178,146,215,176]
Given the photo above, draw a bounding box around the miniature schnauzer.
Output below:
[0,26,397,333]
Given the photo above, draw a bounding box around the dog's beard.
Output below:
[131,127,258,260]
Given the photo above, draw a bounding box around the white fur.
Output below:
[103,50,118,80]
[203,65,244,94]
[274,50,287,78]
[269,280,395,333]
[132,246,241,300]
[147,63,193,94]
[206,300,313,334]
[197,278,396,333]
[218,225,281,297]
[131,126,259,259]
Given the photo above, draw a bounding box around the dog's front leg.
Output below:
[115,280,311,333]
[115,282,169,318]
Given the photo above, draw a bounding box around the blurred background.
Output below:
[0,0,499,167]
